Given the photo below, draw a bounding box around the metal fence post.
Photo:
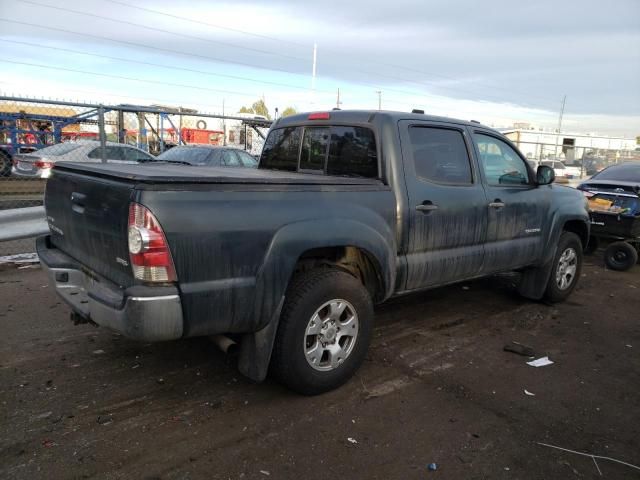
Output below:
[98,105,107,163]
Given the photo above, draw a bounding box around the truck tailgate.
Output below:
[45,168,135,287]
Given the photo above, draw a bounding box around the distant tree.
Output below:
[281,106,298,118]
[251,99,271,119]
[238,99,271,119]
[636,135,640,145]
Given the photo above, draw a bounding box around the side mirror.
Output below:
[536,165,555,185]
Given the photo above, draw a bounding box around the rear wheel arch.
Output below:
[294,245,386,303]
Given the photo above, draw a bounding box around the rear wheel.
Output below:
[270,268,374,395]
[544,231,583,302]
[604,241,638,271]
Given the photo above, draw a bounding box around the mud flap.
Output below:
[517,251,556,300]
[237,296,285,382]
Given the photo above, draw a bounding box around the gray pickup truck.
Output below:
[37,110,589,394]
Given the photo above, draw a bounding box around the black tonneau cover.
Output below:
[53,162,383,185]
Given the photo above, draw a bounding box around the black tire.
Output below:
[0,151,11,177]
[583,235,599,255]
[270,268,374,395]
[544,231,583,302]
[604,241,638,271]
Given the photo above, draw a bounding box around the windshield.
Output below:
[593,164,640,182]
[34,143,83,156]
[156,147,213,165]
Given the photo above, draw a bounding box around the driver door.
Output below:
[472,130,551,272]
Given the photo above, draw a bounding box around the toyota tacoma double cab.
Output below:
[37,110,589,394]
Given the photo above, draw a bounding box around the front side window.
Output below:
[474,133,529,186]
[236,150,258,167]
[260,127,302,171]
[122,147,152,162]
[300,127,329,171]
[408,127,472,184]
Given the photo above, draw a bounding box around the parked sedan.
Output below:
[11,141,155,178]
[540,160,582,179]
[154,145,258,167]
[578,162,640,194]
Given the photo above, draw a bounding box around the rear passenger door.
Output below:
[471,130,550,271]
[399,121,488,290]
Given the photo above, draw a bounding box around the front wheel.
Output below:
[604,241,638,271]
[270,268,374,395]
[544,232,583,302]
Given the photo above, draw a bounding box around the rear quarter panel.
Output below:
[139,184,397,337]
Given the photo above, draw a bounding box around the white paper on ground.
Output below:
[527,356,554,367]
[524,389,536,396]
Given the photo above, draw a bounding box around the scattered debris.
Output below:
[347,437,358,444]
[524,390,536,396]
[626,344,633,348]
[259,470,270,476]
[462,286,470,290]
[42,439,56,448]
[97,415,113,426]
[157,378,165,384]
[537,442,640,476]
[527,356,554,367]
[504,341,535,357]
[428,463,438,471]
[92,349,105,355]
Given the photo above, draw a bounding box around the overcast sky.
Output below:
[1,0,639,136]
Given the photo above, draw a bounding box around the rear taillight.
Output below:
[128,203,177,283]
[34,160,53,169]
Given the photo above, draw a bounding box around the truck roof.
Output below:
[274,109,487,129]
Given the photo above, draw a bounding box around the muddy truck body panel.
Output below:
[37,110,589,386]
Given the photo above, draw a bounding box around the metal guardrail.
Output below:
[0,206,48,242]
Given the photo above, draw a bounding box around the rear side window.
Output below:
[327,126,378,178]
[409,127,473,184]
[260,125,378,178]
[260,127,302,171]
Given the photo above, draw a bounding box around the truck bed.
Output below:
[54,162,384,186]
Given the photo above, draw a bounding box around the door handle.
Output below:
[416,202,438,212]
[488,200,505,209]
[71,192,86,214]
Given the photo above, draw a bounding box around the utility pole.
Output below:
[311,43,317,92]
[554,95,566,159]
[375,90,382,110]
[222,98,226,146]
[336,88,342,109]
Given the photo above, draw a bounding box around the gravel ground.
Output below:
[1,253,639,479]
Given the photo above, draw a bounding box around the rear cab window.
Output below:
[260,125,378,178]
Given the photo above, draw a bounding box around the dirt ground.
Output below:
[1,254,639,480]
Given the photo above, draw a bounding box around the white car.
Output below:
[540,160,582,179]
[11,141,155,178]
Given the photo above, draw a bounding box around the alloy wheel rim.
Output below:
[556,247,578,290]
[304,299,359,371]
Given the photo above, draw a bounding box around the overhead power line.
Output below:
[101,0,560,106]
[0,59,269,99]
[104,0,309,49]
[0,39,332,94]
[0,19,310,82]
[17,0,308,63]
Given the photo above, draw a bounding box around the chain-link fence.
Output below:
[0,96,271,255]
[504,132,640,178]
